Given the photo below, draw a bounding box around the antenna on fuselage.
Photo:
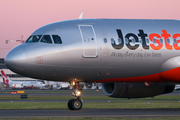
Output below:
[79,12,83,19]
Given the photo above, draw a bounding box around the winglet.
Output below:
[79,12,83,19]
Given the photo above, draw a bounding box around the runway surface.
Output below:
[0,93,104,96]
[0,109,180,119]
[0,99,179,103]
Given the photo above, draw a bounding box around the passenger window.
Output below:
[52,35,62,44]
[103,38,107,43]
[111,38,115,44]
[40,35,52,44]
[118,38,122,44]
[146,38,149,44]
[153,39,156,44]
[139,39,142,44]
[160,39,163,44]
[125,38,128,44]
[131,38,135,44]
[167,39,170,44]
[174,39,177,44]
[26,35,42,43]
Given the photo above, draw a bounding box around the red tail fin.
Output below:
[1,70,9,86]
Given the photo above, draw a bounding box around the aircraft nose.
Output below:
[5,49,26,72]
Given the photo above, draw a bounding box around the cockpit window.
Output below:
[52,35,62,44]
[26,35,42,43]
[40,35,52,44]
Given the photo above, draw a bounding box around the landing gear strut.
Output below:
[68,81,84,110]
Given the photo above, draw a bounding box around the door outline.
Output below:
[78,25,98,58]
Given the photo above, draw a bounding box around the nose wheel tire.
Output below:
[68,99,82,110]
[67,99,74,110]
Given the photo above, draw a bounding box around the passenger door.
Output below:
[79,25,98,58]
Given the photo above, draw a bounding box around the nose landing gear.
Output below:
[68,81,84,110]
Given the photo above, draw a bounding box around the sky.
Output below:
[0,0,180,57]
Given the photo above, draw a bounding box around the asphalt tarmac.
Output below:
[0,109,180,119]
[0,93,104,96]
[0,99,179,103]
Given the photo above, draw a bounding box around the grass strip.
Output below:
[0,95,179,100]
[0,117,180,120]
[0,101,179,110]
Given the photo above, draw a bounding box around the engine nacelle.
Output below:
[102,82,175,98]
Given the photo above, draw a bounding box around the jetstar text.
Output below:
[111,29,180,50]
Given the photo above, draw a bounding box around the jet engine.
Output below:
[102,82,175,98]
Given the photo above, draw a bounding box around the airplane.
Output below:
[4,18,180,110]
[1,70,45,89]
